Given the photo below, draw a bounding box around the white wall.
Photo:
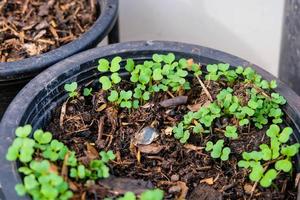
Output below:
[119,0,284,76]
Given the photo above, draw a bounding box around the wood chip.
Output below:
[200,177,214,185]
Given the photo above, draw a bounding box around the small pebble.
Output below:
[134,126,159,145]
[171,174,179,181]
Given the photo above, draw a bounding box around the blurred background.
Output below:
[119,0,284,77]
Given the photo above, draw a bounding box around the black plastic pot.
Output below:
[1,41,300,199]
[0,0,119,119]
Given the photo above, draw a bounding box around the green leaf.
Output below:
[140,189,164,200]
[218,63,230,72]
[225,126,238,139]
[133,100,139,109]
[15,125,32,138]
[120,90,132,100]
[78,165,86,179]
[281,143,300,157]
[152,54,163,63]
[249,162,264,182]
[41,184,58,199]
[99,76,112,90]
[238,160,250,168]
[24,174,39,190]
[100,150,116,163]
[270,80,277,89]
[18,167,33,175]
[125,59,135,72]
[33,129,52,144]
[142,91,150,101]
[193,123,203,134]
[153,68,163,80]
[6,146,19,161]
[163,53,175,64]
[221,147,231,161]
[111,73,121,84]
[211,140,224,158]
[15,184,26,196]
[111,56,122,72]
[64,82,78,92]
[278,127,293,143]
[266,124,280,138]
[260,80,269,89]
[83,88,92,96]
[248,99,258,109]
[239,119,249,126]
[97,58,110,72]
[206,64,218,73]
[108,90,119,102]
[118,192,136,200]
[260,169,277,188]
[275,159,292,172]
[179,130,190,143]
[235,66,244,74]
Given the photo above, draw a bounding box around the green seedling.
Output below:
[70,165,87,179]
[99,76,112,90]
[205,140,231,161]
[108,90,119,102]
[97,57,122,73]
[64,82,78,98]
[100,150,116,163]
[42,140,67,161]
[67,151,78,167]
[173,123,190,143]
[266,124,293,143]
[119,90,133,108]
[83,88,92,96]
[6,125,35,163]
[224,125,238,139]
[275,159,292,172]
[259,169,277,188]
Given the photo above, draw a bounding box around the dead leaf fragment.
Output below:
[86,143,99,160]
[164,127,173,136]
[183,144,204,151]
[200,177,214,185]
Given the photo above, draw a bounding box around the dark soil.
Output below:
[47,78,298,200]
[0,0,97,62]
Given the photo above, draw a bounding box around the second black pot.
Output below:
[0,0,119,119]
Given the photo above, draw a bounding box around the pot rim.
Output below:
[1,40,300,199]
[0,0,118,82]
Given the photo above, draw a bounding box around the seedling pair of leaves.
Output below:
[65,82,93,97]
[98,57,122,90]
[89,150,115,180]
[205,139,231,161]
[108,90,138,109]
[64,82,78,98]
[70,150,116,180]
[116,189,164,200]
[205,63,238,83]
